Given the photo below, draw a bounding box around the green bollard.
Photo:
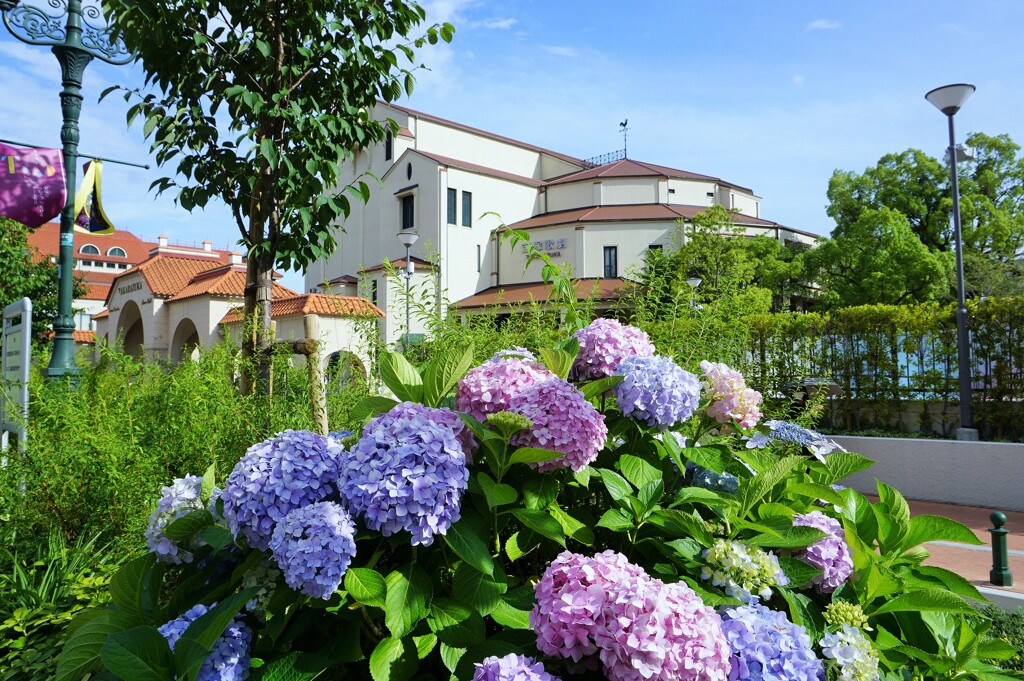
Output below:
[989,511,1013,587]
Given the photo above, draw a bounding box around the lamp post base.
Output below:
[956,427,979,441]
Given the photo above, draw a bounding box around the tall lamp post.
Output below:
[0,0,131,378]
[925,83,978,441]
[396,230,419,349]
[686,276,702,310]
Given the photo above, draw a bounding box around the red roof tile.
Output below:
[455,278,628,310]
[219,293,384,324]
[92,309,109,320]
[27,222,155,263]
[359,256,432,274]
[544,158,726,187]
[72,330,96,343]
[106,253,229,302]
[168,265,297,302]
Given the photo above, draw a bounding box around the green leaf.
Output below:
[876,480,911,552]
[200,464,216,504]
[596,508,634,532]
[977,638,1018,661]
[510,509,566,547]
[423,343,475,407]
[197,527,234,552]
[776,557,822,588]
[259,137,279,167]
[904,514,984,549]
[385,565,431,639]
[414,634,437,660]
[598,468,633,501]
[579,375,624,399]
[911,565,987,602]
[427,599,486,648]
[521,477,559,511]
[257,651,333,681]
[174,589,258,679]
[871,589,977,616]
[619,454,661,490]
[369,637,418,681]
[821,451,875,484]
[345,568,388,608]
[100,626,173,681]
[648,509,712,544]
[746,526,827,549]
[738,455,804,518]
[452,562,507,615]
[163,510,214,542]
[679,446,730,474]
[476,473,518,508]
[57,609,139,681]
[508,447,564,466]
[489,598,532,630]
[779,589,823,644]
[110,554,157,621]
[439,644,465,673]
[351,396,399,422]
[379,352,423,403]
[443,519,495,576]
[548,503,595,545]
[538,348,575,379]
[787,482,844,507]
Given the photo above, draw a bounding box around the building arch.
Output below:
[326,351,366,388]
[80,243,100,255]
[116,300,145,358]
[171,318,201,362]
[107,246,127,257]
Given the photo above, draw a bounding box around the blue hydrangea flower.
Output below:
[614,355,701,429]
[719,603,823,680]
[821,625,880,681]
[329,429,354,441]
[145,475,220,565]
[745,420,846,462]
[158,603,252,681]
[473,653,561,681]
[686,463,740,495]
[222,430,343,551]
[339,402,469,546]
[269,501,356,600]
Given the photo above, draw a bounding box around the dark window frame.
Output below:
[447,187,457,225]
[401,194,415,230]
[603,246,618,278]
[461,191,472,228]
[385,130,393,161]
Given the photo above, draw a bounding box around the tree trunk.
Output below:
[240,160,274,395]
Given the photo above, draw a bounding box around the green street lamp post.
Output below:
[0,0,131,378]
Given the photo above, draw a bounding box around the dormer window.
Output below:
[107,246,127,257]
[80,244,99,255]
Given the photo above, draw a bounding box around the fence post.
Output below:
[989,511,1013,587]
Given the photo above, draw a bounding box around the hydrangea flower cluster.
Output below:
[745,420,846,462]
[240,558,281,619]
[339,402,469,546]
[456,356,555,422]
[685,463,740,495]
[572,318,656,380]
[221,430,342,551]
[269,501,357,600]
[700,361,763,430]
[146,474,207,564]
[532,551,732,681]
[509,379,608,472]
[613,355,701,429]
[824,602,871,631]
[701,539,789,603]
[472,653,561,681]
[820,625,880,681]
[719,603,823,680]
[158,603,252,681]
[793,511,854,593]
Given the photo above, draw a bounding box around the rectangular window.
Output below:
[648,244,663,252]
[401,194,414,230]
[603,246,618,278]
[371,279,378,306]
[476,244,482,273]
[462,191,472,227]
[447,187,457,224]
[385,131,393,161]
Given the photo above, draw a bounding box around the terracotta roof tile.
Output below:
[82,283,111,300]
[106,253,227,301]
[72,330,96,343]
[455,278,628,310]
[220,293,383,324]
[27,222,155,263]
[92,309,109,320]
[168,266,297,302]
[543,158,754,194]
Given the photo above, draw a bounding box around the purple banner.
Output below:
[0,143,66,229]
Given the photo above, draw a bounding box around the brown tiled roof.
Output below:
[27,222,155,263]
[92,309,109,320]
[411,150,543,188]
[72,330,96,343]
[219,293,384,324]
[544,158,728,187]
[455,278,628,310]
[384,101,586,167]
[168,265,297,302]
[105,253,229,302]
[359,256,432,274]
[329,274,359,285]
[76,270,118,300]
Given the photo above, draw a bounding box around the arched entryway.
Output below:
[326,351,366,389]
[171,318,201,362]
[117,300,145,358]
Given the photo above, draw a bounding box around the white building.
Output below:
[307,102,819,340]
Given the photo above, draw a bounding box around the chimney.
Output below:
[229,251,243,265]
[158,234,168,247]
[202,240,212,252]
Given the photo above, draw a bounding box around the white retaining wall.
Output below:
[830,435,1024,512]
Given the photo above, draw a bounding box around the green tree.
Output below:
[0,218,84,345]
[805,207,953,307]
[104,0,453,390]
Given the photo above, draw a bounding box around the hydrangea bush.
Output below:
[60,319,1020,681]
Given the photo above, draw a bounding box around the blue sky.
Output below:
[2,0,1023,292]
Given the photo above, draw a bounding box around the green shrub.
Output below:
[982,605,1024,671]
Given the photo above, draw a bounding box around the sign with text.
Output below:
[2,298,31,451]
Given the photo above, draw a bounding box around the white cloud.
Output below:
[540,45,579,58]
[474,17,517,30]
[806,19,841,31]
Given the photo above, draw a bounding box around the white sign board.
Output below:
[2,298,31,451]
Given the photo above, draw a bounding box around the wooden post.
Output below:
[305,314,328,436]
[268,320,277,399]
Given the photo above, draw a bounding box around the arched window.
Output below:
[107,246,127,257]
[79,244,100,255]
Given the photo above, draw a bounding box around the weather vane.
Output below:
[619,119,629,159]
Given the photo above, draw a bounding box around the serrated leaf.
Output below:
[871,588,977,616]
[369,637,418,681]
[510,509,565,547]
[57,609,139,681]
[787,482,844,507]
[738,455,804,518]
[100,626,173,681]
[351,396,399,422]
[423,343,474,407]
[443,519,495,576]
[877,480,911,552]
[489,599,532,630]
[476,473,518,508]
[521,477,559,511]
[596,508,634,532]
[452,562,506,615]
[197,527,234,552]
[439,644,465,673]
[164,510,214,542]
[679,446,731,474]
[746,526,827,549]
[911,565,987,602]
[619,454,661,490]
[579,375,624,399]
[648,509,712,544]
[598,468,633,501]
[385,565,431,639]
[507,447,564,466]
[174,589,258,679]
[345,568,387,608]
[200,464,216,504]
[548,503,594,545]
[110,554,157,621]
[538,348,575,379]
[427,600,486,647]
[904,514,983,549]
[822,451,875,484]
[379,352,423,403]
[257,651,333,681]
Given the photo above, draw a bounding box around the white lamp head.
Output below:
[925,83,976,116]
[686,277,702,289]
[396,231,420,248]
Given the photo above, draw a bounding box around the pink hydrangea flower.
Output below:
[455,357,555,422]
[700,360,763,430]
[509,379,608,472]
[572,318,656,381]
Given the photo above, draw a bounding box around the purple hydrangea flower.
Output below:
[339,402,469,546]
[821,625,880,681]
[269,501,356,600]
[509,379,608,472]
[793,511,854,593]
[719,603,823,680]
[158,603,252,681]
[146,475,207,564]
[221,430,343,551]
[572,318,656,381]
[473,653,561,681]
[745,420,846,462]
[614,355,701,429]
[328,429,354,441]
[456,357,555,422]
